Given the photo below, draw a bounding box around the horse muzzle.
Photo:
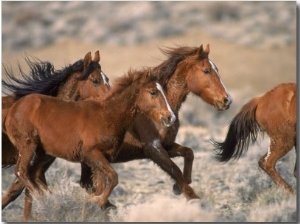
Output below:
[161,113,176,127]
[214,95,232,111]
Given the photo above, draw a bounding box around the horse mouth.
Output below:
[215,101,230,111]
[161,117,173,127]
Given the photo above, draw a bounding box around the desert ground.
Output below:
[1,1,297,222]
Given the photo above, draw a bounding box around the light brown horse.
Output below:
[212,83,296,193]
[2,50,110,166]
[2,50,110,219]
[80,44,232,201]
[5,69,175,221]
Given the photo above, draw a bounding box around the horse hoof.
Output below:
[100,200,117,211]
[173,183,182,195]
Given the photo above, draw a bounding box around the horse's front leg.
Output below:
[2,177,25,210]
[83,149,118,210]
[165,142,194,195]
[144,141,199,201]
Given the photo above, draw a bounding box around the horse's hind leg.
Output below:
[258,138,294,193]
[83,149,118,210]
[22,155,56,221]
[11,131,40,195]
[166,143,194,195]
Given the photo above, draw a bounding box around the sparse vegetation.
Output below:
[2,92,297,222]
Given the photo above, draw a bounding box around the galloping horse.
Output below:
[80,44,232,201]
[5,69,175,220]
[2,51,110,219]
[212,83,296,193]
[2,50,110,166]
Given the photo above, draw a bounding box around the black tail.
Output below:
[212,97,262,162]
[2,55,84,100]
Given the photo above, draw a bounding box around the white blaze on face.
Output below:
[209,60,232,101]
[101,71,110,87]
[155,82,176,124]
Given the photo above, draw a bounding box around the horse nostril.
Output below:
[223,96,232,106]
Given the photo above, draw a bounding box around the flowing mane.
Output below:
[152,46,200,86]
[103,68,154,101]
[2,56,100,100]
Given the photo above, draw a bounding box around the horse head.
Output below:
[77,51,110,100]
[134,71,176,128]
[184,44,232,111]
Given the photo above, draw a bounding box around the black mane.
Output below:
[2,56,99,100]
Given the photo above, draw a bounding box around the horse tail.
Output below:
[212,97,262,162]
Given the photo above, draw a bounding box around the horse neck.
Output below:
[103,87,139,128]
[56,73,81,100]
[164,64,189,113]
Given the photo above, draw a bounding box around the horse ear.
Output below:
[83,52,92,68]
[204,44,210,54]
[197,44,204,56]
[93,50,100,63]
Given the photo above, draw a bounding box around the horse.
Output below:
[2,50,110,219]
[212,83,296,193]
[3,44,232,213]
[4,69,176,221]
[79,44,232,201]
[2,50,110,166]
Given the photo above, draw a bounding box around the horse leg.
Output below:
[23,188,34,221]
[13,138,40,195]
[166,142,194,195]
[79,162,94,192]
[2,178,25,210]
[258,138,294,193]
[22,155,56,222]
[144,142,199,201]
[83,149,118,210]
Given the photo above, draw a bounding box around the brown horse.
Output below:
[2,50,110,166]
[3,44,232,214]
[2,50,110,218]
[212,83,296,193]
[5,69,175,220]
[80,44,232,201]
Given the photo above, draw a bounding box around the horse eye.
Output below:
[203,69,210,74]
[92,79,100,85]
[150,90,157,97]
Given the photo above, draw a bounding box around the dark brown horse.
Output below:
[2,50,110,218]
[212,83,296,193]
[80,44,232,201]
[5,69,175,221]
